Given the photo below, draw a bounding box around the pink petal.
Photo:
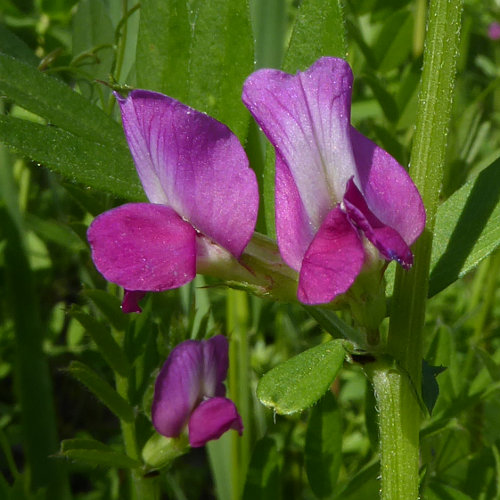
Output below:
[152,340,204,437]
[243,57,358,233]
[121,291,147,313]
[275,154,315,271]
[298,207,365,305]
[188,397,243,448]
[350,127,425,246]
[87,203,196,292]
[116,90,258,258]
[201,335,229,398]
[344,179,413,269]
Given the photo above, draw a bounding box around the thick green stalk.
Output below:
[378,0,463,498]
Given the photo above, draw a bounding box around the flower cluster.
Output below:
[87,57,425,449]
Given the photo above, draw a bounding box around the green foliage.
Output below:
[305,392,343,498]
[257,340,345,414]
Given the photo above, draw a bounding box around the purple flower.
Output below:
[242,57,425,305]
[488,22,500,41]
[152,335,243,448]
[87,91,259,312]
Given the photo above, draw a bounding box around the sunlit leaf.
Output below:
[257,340,345,414]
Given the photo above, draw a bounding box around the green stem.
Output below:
[115,374,160,500]
[227,289,251,499]
[381,0,462,498]
[368,360,420,500]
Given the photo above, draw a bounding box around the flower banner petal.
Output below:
[87,203,196,292]
[243,57,358,231]
[275,154,315,271]
[188,397,243,448]
[298,206,365,305]
[117,90,258,258]
[350,127,426,246]
[201,335,229,398]
[152,341,204,437]
[344,179,413,268]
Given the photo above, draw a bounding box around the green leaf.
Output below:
[0,115,143,200]
[242,437,282,500]
[84,289,130,332]
[71,309,130,377]
[187,0,254,140]
[251,0,286,69]
[25,214,86,252]
[425,481,474,500]
[72,0,114,101]
[372,9,413,72]
[0,53,123,145]
[283,0,346,73]
[421,359,446,415]
[305,392,342,498]
[429,158,500,296]
[59,439,140,468]
[66,361,135,422]
[305,307,368,349]
[0,23,39,65]
[136,0,191,100]
[257,340,345,414]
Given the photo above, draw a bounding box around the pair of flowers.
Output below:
[88,57,425,448]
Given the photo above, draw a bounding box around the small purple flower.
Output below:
[488,22,500,41]
[242,57,425,305]
[152,335,243,448]
[87,91,259,312]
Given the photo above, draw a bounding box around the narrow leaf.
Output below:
[0,24,39,65]
[72,0,114,101]
[0,115,143,200]
[372,9,413,72]
[243,437,282,500]
[305,392,342,498]
[188,0,254,140]
[421,359,446,415]
[136,0,191,100]
[283,0,346,72]
[257,340,345,414]
[84,289,130,332]
[429,158,500,296]
[71,310,130,377]
[66,361,135,422]
[0,53,123,145]
[59,439,140,468]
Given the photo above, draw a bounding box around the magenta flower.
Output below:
[242,57,425,305]
[87,91,259,312]
[488,22,500,40]
[152,335,243,447]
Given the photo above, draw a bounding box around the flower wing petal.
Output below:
[152,340,203,437]
[243,57,358,231]
[351,127,426,246]
[298,207,365,305]
[87,203,196,291]
[188,397,243,448]
[344,179,413,268]
[117,90,258,257]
